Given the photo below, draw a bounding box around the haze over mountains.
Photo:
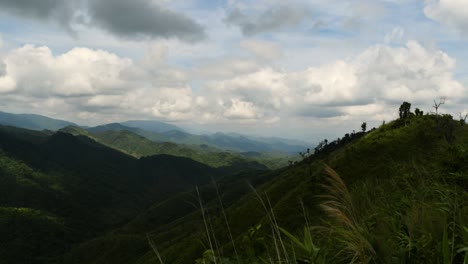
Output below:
[0,110,307,154]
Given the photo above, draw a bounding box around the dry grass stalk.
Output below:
[319,164,375,263]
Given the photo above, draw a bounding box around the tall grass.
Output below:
[318,165,375,263]
[248,183,291,263]
[196,186,218,264]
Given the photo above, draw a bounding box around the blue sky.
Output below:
[0,0,467,141]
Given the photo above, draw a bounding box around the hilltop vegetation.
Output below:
[0,105,467,264]
[66,110,467,264]
[0,125,239,263]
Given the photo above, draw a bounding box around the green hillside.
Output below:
[89,129,271,169]
[1,109,467,264]
[63,113,468,264]
[86,122,305,154]
[0,111,76,131]
[0,125,234,264]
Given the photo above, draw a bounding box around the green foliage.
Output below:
[90,129,273,169]
[0,207,68,263]
[399,101,412,119]
[1,111,467,264]
[279,226,325,263]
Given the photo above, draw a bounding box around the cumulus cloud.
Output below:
[225,5,308,35]
[0,40,465,128]
[4,45,132,97]
[87,0,206,41]
[424,0,468,35]
[0,44,196,123]
[0,56,16,93]
[203,41,466,121]
[223,99,262,120]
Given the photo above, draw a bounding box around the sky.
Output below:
[0,0,467,141]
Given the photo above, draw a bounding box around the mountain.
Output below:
[121,120,182,133]
[0,124,234,264]
[0,111,76,131]
[3,109,466,263]
[200,132,305,152]
[86,128,269,169]
[62,114,468,263]
[86,123,139,133]
[87,123,305,154]
[0,110,306,154]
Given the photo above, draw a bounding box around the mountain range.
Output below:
[0,109,467,263]
[0,111,307,154]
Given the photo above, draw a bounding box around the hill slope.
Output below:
[121,120,182,133]
[0,111,76,131]
[2,112,467,263]
[0,125,231,264]
[65,114,468,263]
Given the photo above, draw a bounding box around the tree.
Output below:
[415,108,423,116]
[432,97,445,115]
[361,122,367,133]
[459,112,467,126]
[399,102,411,119]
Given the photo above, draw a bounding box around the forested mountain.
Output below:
[0,110,306,154]
[66,113,468,263]
[0,125,237,263]
[57,125,284,169]
[121,120,183,133]
[88,123,306,153]
[1,109,467,264]
[0,111,76,131]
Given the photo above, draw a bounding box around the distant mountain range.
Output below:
[59,125,275,170]
[0,110,307,153]
[0,111,76,131]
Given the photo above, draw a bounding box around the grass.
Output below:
[2,110,467,263]
[156,114,468,263]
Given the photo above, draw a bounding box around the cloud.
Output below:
[4,45,132,97]
[0,0,205,42]
[87,0,206,42]
[0,40,465,129]
[384,27,405,44]
[203,40,466,121]
[240,39,283,61]
[0,0,71,19]
[0,0,77,30]
[223,98,262,120]
[424,0,468,35]
[224,5,308,35]
[0,44,196,123]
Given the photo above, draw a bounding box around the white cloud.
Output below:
[223,98,261,120]
[204,40,466,121]
[424,0,468,35]
[0,44,195,124]
[150,87,193,120]
[0,75,16,93]
[4,45,132,97]
[0,40,465,138]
